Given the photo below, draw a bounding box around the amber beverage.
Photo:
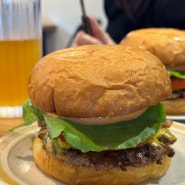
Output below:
[0,0,41,117]
[0,39,42,105]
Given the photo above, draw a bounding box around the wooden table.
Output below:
[0,118,23,137]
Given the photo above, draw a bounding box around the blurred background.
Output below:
[42,0,107,55]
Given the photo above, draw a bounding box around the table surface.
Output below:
[0,118,23,137]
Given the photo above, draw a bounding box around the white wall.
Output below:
[41,0,107,53]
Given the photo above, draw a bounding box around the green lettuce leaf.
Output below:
[20,99,166,152]
[44,103,165,152]
[9,99,44,131]
[168,70,185,79]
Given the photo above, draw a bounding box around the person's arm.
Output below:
[72,15,115,46]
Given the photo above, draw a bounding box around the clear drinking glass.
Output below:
[0,0,42,117]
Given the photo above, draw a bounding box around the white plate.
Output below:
[167,115,185,121]
[0,122,185,185]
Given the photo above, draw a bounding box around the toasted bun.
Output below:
[28,45,171,122]
[33,136,172,185]
[162,98,185,115]
[121,28,185,71]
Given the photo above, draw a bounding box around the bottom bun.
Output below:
[162,98,185,115]
[33,136,172,185]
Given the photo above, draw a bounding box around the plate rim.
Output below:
[167,115,185,120]
[0,123,39,185]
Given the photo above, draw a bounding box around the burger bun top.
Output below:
[121,28,185,71]
[28,45,171,125]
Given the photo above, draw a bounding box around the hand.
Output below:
[72,15,115,46]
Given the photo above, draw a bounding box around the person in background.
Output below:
[73,0,185,46]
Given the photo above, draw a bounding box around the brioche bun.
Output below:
[28,45,171,123]
[162,98,185,115]
[33,136,172,185]
[121,28,185,71]
[121,28,185,115]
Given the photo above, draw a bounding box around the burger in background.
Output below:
[21,45,176,185]
[121,28,185,115]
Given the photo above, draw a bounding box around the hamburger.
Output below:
[121,28,185,115]
[21,45,176,185]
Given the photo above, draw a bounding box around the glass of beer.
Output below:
[0,0,42,117]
